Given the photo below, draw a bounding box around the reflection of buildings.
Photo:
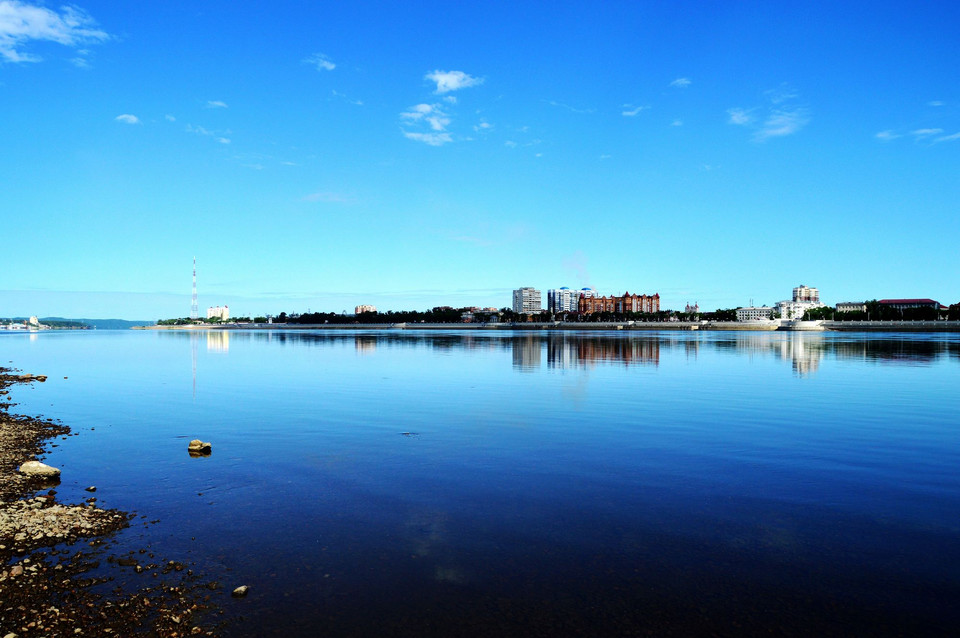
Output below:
[512,335,542,371]
[355,335,377,353]
[206,330,229,353]
[775,333,822,376]
[545,335,660,369]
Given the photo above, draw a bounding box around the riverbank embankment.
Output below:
[138,320,960,332]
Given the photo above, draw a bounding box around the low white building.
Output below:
[736,306,775,321]
[836,301,866,313]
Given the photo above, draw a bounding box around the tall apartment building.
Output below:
[355,305,377,314]
[547,287,580,313]
[512,287,542,314]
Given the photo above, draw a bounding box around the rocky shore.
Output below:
[0,369,222,637]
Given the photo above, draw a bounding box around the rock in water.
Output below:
[18,460,61,477]
[187,440,212,455]
[232,585,249,598]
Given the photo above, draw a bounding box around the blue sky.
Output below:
[2,1,958,320]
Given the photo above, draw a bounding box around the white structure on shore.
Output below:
[836,301,866,313]
[776,284,826,320]
[355,304,377,314]
[512,287,542,314]
[736,306,775,321]
[207,305,230,321]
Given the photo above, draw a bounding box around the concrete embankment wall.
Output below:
[823,321,960,332]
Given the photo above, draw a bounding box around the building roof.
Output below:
[879,298,939,304]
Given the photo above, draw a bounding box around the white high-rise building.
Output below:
[547,287,579,313]
[207,305,230,321]
[512,287,542,314]
[776,284,825,320]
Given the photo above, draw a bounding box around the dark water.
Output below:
[4,329,960,636]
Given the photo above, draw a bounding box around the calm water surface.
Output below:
[3,329,960,636]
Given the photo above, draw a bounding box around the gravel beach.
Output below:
[0,368,222,637]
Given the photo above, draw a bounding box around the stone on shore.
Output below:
[18,460,61,478]
[231,585,249,598]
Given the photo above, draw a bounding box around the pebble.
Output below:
[231,585,249,598]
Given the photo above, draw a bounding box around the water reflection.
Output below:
[157,329,960,378]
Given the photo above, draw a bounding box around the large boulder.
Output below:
[18,460,61,477]
[188,440,212,456]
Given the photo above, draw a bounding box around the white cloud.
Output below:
[727,108,752,125]
[0,1,109,64]
[504,140,517,148]
[671,119,683,126]
[670,77,691,88]
[114,113,139,124]
[443,96,457,104]
[425,70,483,93]
[301,191,352,203]
[403,131,453,146]
[912,128,943,137]
[186,124,212,136]
[206,100,228,109]
[473,120,493,133]
[217,137,230,144]
[934,131,960,143]
[304,53,335,71]
[928,100,945,107]
[548,100,594,114]
[875,130,900,141]
[621,104,648,117]
[165,114,176,122]
[755,107,810,140]
[401,103,435,121]
[729,87,809,141]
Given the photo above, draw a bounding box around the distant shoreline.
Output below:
[135,320,960,333]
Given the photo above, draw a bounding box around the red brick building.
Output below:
[579,291,660,314]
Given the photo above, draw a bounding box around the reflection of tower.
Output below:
[190,257,199,321]
[191,330,198,400]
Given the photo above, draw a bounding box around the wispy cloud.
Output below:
[165,114,176,122]
[473,120,493,133]
[301,191,353,203]
[934,131,960,143]
[727,107,753,125]
[548,100,595,114]
[728,85,809,141]
[331,89,362,106]
[0,1,109,64]
[425,70,483,94]
[621,104,648,117]
[403,131,452,146]
[217,137,230,144]
[114,113,140,124]
[912,128,944,138]
[756,107,810,140]
[670,77,691,88]
[206,100,228,109]
[928,100,945,107]
[671,119,683,126]
[304,53,335,71]
[875,130,900,141]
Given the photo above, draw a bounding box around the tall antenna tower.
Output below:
[190,257,199,320]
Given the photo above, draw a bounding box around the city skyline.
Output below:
[2,1,958,320]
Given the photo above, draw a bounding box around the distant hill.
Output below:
[41,317,154,330]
